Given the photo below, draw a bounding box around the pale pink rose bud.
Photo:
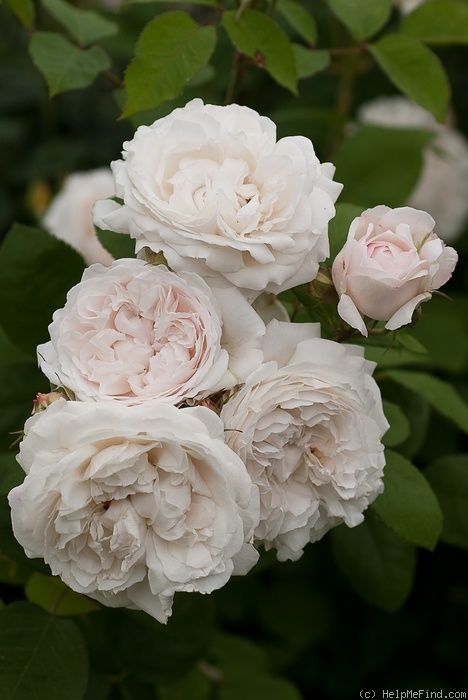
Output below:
[32,391,63,414]
[331,206,458,337]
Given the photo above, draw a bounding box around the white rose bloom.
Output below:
[43,169,115,266]
[332,206,457,336]
[358,96,468,242]
[37,258,264,405]
[9,400,259,623]
[94,99,342,295]
[221,321,388,562]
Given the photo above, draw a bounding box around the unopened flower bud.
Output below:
[32,392,63,414]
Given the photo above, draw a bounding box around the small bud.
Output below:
[32,391,63,414]
[308,267,338,303]
[140,248,168,267]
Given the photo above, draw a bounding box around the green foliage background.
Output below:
[0,0,468,698]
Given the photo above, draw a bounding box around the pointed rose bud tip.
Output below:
[32,391,64,414]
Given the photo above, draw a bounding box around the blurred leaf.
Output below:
[117,595,214,682]
[292,45,330,80]
[0,602,89,699]
[334,126,431,208]
[327,0,392,40]
[401,0,468,45]
[0,452,22,496]
[222,10,298,94]
[369,34,450,121]
[331,510,416,612]
[256,582,330,648]
[382,382,431,459]
[382,400,410,447]
[278,0,317,45]
[43,0,118,46]
[413,297,468,374]
[6,0,35,28]
[0,497,37,585]
[396,332,428,355]
[385,369,468,435]
[0,361,47,452]
[97,228,135,259]
[84,673,112,700]
[30,33,111,97]
[123,12,217,117]
[328,202,362,259]
[0,224,84,355]
[365,345,427,368]
[426,454,468,550]
[129,0,217,4]
[208,633,269,680]
[157,668,211,700]
[373,450,442,550]
[219,675,302,700]
[26,573,99,616]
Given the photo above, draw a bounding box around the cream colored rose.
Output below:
[332,206,458,336]
[9,400,259,623]
[43,169,115,265]
[37,258,264,405]
[358,96,468,242]
[94,99,342,295]
[221,321,388,562]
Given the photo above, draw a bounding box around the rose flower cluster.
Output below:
[8,99,457,623]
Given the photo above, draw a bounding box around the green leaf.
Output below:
[0,497,39,585]
[0,602,88,699]
[0,225,84,355]
[331,510,416,612]
[373,450,442,550]
[365,345,427,369]
[382,400,410,447]
[43,0,118,46]
[401,0,468,45]
[413,296,468,374]
[382,383,431,460]
[96,229,135,259]
[396,332,428,355]
[208,633,268,680]
[30,32,111,97]
[222,10,298,95]
[115,595,214,682]
[278,0,317,45]
[123,12,217,117]
[328,203,362,259]
[157,669,211,700]
[334,126,432,208]
[129,0,217,4]
[0,361,47,452]
[425,455,468,550]
[0,452,23,496]
[369,34,450,122]
[219,676,302,700]
[327,0,392,40]
[385,369,468,435]
[26,573,99,616]
[6,0,35,27]
[292,45,330,80]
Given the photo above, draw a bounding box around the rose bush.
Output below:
[93,99,343,295]
[332,206,458,336]
[9,399,259,623]
[222,320,388,562]
[37,258,264,405]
